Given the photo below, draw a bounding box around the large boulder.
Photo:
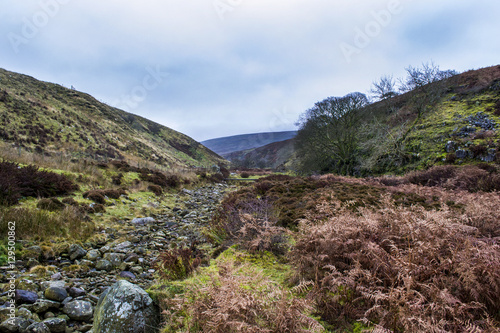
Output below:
[93,280,159,333]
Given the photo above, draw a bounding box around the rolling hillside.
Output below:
[201,131,297,156]
[225,138,296,170]
[0,68,225,168]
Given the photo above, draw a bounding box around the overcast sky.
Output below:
[1,1,499,141]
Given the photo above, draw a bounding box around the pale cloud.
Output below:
[1,0,499,141]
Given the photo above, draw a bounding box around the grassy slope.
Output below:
[0,68,225,168]
[364,65,500,174]
[201,131,297,156]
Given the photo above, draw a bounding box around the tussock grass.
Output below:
[0,205,95,241]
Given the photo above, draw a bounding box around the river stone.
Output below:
[114,241,132,251]
[93,280,159,333]
[0,317,30,332]
[42,317,67,332]
[63,300,93,321]
[103,253,124,268]
[44,286,68,302]
[31,299,61,313]
[25,322,50,333]
[40,280,66,291]
[15,290,38,305]
[95,259,113,271]
[131,217,155,225]
[69,244,87,261]
[69,287,86,298]
[86,249,102,261]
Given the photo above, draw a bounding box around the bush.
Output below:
[37,198,65,211]
[240,172,250,178]
[148,184,163,196]
[82,190,106,204]
[0,162,78,206]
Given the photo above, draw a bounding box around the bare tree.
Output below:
[370,75,398,101]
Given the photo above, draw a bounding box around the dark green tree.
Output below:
[294,92,369,175]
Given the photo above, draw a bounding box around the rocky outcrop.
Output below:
[93,281,159,333]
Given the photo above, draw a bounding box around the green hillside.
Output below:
[361,65,500,174]
[289,65,500,175]
[0,68,225,168]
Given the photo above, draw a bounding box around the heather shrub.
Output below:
[290,197,500,332]
[406,165,457,186]
[240,172,251,178]
[82,190,106,204]
[161,262,325,333]
[103,188,126,199]
[148,184,163,196]
[0,161,78,205]
[37,198,65,211]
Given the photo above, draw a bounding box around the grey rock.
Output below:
[103,253,124,268]
[15,290,38,305]
[63,300,93,321]
[455,149,468,159]
[99,246,111,254]
[44,286,68,302]
[42,317,67,333]
[131,217,155,225]
[93,280,159,333]
[0,317,30,332]
[86,249,102,261]
[31,299,61,313]
[39,281,66,293]
[114,241,132,251]
[445,141,457,153]
[50,272,63,281]
[69,287,86,298]
[17,307,33,320]
[95,260,113,272]
[119,271,135,280]
[68,244,87,261]
[25,322,50,333]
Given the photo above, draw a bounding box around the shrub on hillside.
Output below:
[37,198,65,211]
[148,184,163,196]
[240,172,250,178]
[0,162,78,206]
[405,165,500,192]
[82,190,106,204]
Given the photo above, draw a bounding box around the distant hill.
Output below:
[225,138,296,170]
[201,131,297,156]
[0,68,225,168]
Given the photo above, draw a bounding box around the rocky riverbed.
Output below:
[0,183,233,333]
